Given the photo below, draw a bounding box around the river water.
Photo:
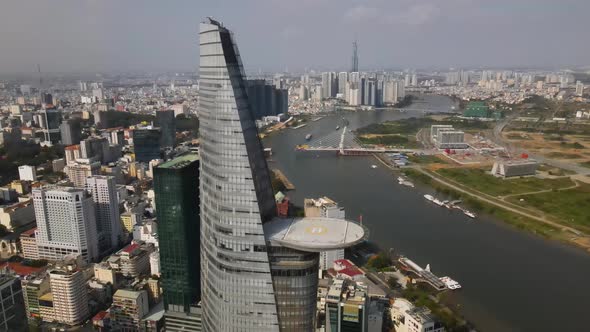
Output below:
[265,95,590,332]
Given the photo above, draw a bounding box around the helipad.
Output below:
[264,217,367,252]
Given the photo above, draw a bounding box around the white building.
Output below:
[304,197,346,270]
[86,176,122,254]
[150,250,160,276]
[132,220,158,247]
[33,186,99,263]
[18,165,37,181]
[438,131,467,149]
[576,81,585,96]
[64,159,100,188]
[491,159,539,178]
[49,266,90,326]
[170,104,188,117]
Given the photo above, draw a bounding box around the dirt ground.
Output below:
[502,131,590,163]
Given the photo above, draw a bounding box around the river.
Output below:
[264,95,590,332]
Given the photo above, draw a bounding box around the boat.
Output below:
[371,165,378,169]
[335,125,340,130]
[424,194,434,202]
[440,276,462,290]
[463,210,476,218]
[433,199,444,206]
[305,134,312,140]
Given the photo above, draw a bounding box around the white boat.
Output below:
[463,210,476,218]
[305,134,312,140]
[440,276,462,290]
[336,125,340,130]
[432,199,444,206]
[371,165,378,169]
[423,194,434,202]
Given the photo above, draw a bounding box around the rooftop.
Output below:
[158,153,199,169]
[264,217,366,252]
[114,289,144,299]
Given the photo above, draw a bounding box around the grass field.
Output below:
[408,155,449,164]
[436,167,575,196]
[508,184,590,231]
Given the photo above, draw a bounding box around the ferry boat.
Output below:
[305,134,312,140]
[440,276,461,290]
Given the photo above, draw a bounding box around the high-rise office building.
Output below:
[338,72,348,95]
[154,154,202,331]
[60,120,81,146]
[41,109,62,144]
[246,79,288,119]
[156,110,176,148]
[86,176,121,255]
[576,81,585,96]
[133,128,161,162]
[33,186,99,263]
[0,274,25,331]
[80,136,110,163]
[351,41,359,72]
[199,18,365,332]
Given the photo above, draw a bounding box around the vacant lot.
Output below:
[436,167,575,196]
[508,184,590,232]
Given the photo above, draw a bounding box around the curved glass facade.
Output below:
[199,20,280,331]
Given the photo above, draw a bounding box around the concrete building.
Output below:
[18,165,37,182]
[400,307,445,332]
[33,186,99,263]
[107,242,152,278]
[48,265,90,326]
[437,131,467,149]
[111,289,150,331]
[576,81,585,96]
[86,175,121,255]
[21,272,50,320]
[325,279,368,332]
[19,228,39,260]
[0,199,35,231]
[304,197,346,270]
[60,120,81,146]
[198,19,365,332]
[64,145,82,165]
[64,159,101,188]
[491,159,539,178]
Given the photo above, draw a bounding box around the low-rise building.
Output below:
[491,159,539,178]
[111,289,150,331]
[107,243,152,278]
[21,272,51,320]
[0,199,35,231]
[19,228,39,260]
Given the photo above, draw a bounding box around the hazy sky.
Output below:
[0,0,588,73]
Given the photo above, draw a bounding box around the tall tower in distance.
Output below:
[352,41,359,72]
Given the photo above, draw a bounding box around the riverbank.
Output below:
[373,153,590,253]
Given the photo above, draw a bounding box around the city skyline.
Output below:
[0,0,589,74]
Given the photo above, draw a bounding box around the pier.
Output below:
[272,169,295,190]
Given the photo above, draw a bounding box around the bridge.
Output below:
[296,126,420,155]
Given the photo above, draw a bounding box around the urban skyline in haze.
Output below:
[0,0,589,74]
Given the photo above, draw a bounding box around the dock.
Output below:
[398,256,446,291]
[272,169,295,190]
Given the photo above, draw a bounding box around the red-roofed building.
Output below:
[92,310,111,331]
[332,259,364,280]
[0,261,46,277]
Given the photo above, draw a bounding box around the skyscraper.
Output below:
[60,119,81,146]
[352,41,359,72]
[86,175,121,255]
[198,18,365,332]
[33,186,99,263]
[133,128,161,162]
[156,110,176,148]
[154,154,202,331]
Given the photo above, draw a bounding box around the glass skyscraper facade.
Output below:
[198,18,366,332]
[154,154,201,313]
[199,18,280,330]
[156,110,176,148]
[133,128,161,162]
